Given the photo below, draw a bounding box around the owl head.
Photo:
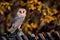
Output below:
[17,8,27,18]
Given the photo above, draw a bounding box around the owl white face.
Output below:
[17,8,27,18]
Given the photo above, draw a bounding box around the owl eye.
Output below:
[19,11,22,13]
[23,11,25,13]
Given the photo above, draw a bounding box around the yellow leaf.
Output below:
[28,31,32,35]
[31,23,37,29]
[45,16,55,23]
[7,23,11,27]
[37,1,42,5]
[33,0,38,4]
[5,2,9,5]
[30,1,33,3]
[0,10,4,15]
[42,10,47,16]
[8,6,11,10]
[52,9,58,14]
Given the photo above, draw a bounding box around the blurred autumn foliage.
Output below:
[0,0,60,35]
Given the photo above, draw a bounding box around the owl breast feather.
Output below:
[9,15,25,33]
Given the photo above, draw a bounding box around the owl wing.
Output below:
[8,16,25,33]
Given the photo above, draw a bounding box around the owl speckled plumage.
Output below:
[8,8,27,33]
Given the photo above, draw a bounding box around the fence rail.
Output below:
[0,31,60,40]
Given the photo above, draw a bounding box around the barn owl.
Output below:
[8,8,27,33]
